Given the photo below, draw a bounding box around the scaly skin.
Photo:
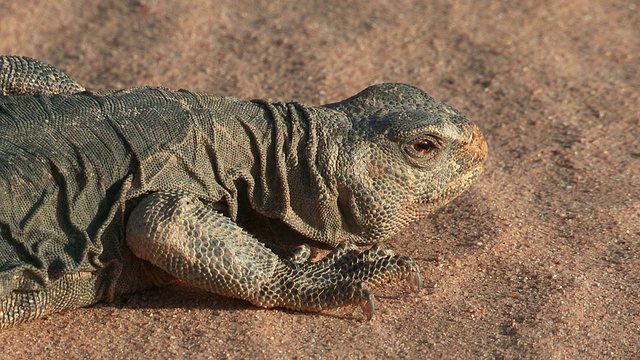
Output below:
[127,191,420,318]
[0,56,85,96]
[0,56,486,328]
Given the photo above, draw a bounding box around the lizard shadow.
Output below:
[401,186,498,261]
[110,280,436,322]
[109,283,251,313]
[107,285,373,321]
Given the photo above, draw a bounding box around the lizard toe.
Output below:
[320,241,361,267]
[286,244,312,265]
[357,283,375,320]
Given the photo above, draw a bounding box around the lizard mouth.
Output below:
[405,164,485,222]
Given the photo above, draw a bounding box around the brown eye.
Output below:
[403,137,440,164]
[413,139,435,153]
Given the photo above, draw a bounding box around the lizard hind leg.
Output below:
[126,191,421,319]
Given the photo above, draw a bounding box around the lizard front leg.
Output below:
[126,191,421,318]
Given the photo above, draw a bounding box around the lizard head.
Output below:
[323,83,487,244]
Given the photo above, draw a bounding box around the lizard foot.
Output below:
[269,242,421,319]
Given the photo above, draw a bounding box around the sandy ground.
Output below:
[0,0,638,358]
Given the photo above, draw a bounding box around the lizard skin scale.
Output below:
[0,56,487,327]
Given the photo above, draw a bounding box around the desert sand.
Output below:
[0,0,638,358]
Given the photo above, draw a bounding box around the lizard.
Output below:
[0,56,487,328]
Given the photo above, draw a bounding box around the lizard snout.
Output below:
[465,124,487,163]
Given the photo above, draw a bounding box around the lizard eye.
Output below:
[402,137,440,165]
[413,139,435,154]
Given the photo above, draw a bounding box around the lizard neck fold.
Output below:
[247,100,355,246]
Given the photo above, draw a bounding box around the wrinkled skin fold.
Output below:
[0,56,486,328]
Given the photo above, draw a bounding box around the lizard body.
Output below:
[0,56,486,327]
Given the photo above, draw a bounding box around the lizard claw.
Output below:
[409,271,422,293]
[271,245,421,318]
[361,290,376,320]
[360,270,419,320]
[396,255,422,293]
